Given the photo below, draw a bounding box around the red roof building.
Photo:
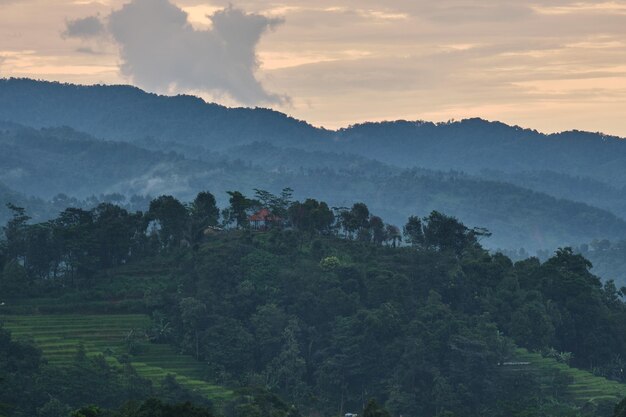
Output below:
[248,208,282,230]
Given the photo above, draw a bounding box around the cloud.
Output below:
[105,0,286,105]
[62,15,106,40]
[75,46,101,55]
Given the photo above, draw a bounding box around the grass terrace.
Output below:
[0,314,234,404]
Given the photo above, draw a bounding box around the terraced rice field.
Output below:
[509,348,626,408]
[0,314,233,404]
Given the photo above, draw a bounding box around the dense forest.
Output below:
[3,190,626,417]
[2,79,626,189]
[2,79,626,255]
[1,122,626,251]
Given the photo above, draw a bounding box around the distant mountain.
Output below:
[333,120,626,188]
[0,78,324,151]
[2,79,626,185]
[1,122,625,250]
[480,169,626,219]
[3,78,626,251]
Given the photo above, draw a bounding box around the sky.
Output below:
[0,0,625,136]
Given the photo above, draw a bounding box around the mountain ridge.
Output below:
[3,77,624,140]
[3,79,626,252]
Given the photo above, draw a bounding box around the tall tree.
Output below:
[369,216,386,245]
[223,191,257,229]
[190,191,220,242]
[385,224,401,248]
[191,192,219,227]
[403,216,424,247]
[289,199,334,235]
[147,196,189,248]
[2,204,30,264]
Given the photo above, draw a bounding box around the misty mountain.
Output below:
[334,120,626,188]
[2,79,626,185]
[4,79,626,252]
[480,169,626,218]
[1,122,626,250]
[0,78,323,151]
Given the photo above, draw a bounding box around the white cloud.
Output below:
[60,0,287,105]
[105,0,286,105]
[62,15,106,39]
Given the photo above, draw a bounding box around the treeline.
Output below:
[0,188,487,291]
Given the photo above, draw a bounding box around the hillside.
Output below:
[2,80,626,188]
[4,200,626,417]
[0,78,323,151]
[334,120,626,187]
[2,123,626,250]
[0,314,234,404]
[3,79,626,254]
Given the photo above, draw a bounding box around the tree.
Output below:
[2,204,30,264]
[190,192,220,242]
[385,224,401,248]
[288,199,334,235]
[369,216,386,245]
[363,399,391,417]
[339,203,370,239]
[24,222,57,280]
[223,191,257,229]
[254,188,293,220]
[71,406,103,417]
[116,399,214,417]
[147,196,189,248]
[53,208,97,285]
[179,297,207,360]
[614,396,626,417]
[403,216,424,247]
[38,399,71,417]
[91,203,142,268]
[191,192,219,227]
[265,319,308,403]
[422,211,487,255]
[350,203,370,232]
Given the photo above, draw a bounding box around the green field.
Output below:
[508,348,626,408]
[3,314,626,413]
[0,314,234,404]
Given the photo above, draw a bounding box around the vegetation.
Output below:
[3,190,626,416]
[0,314,234,403]
[574,240,626,287]
[2,123,626,251]
[4,75,626,417]
[3,79,626,253]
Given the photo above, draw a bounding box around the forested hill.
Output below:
[2,124,626,251]
[334,120,626,188]
[0,78,323,151]
[2,79,626,189]
[3,78,626,252]
[3,193,626,416]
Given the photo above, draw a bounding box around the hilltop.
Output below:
[3,194,626,417]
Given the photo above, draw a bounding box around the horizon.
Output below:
[1,0,626,136]
[3,76,624,139]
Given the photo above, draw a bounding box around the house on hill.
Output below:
[248,208,282,230]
